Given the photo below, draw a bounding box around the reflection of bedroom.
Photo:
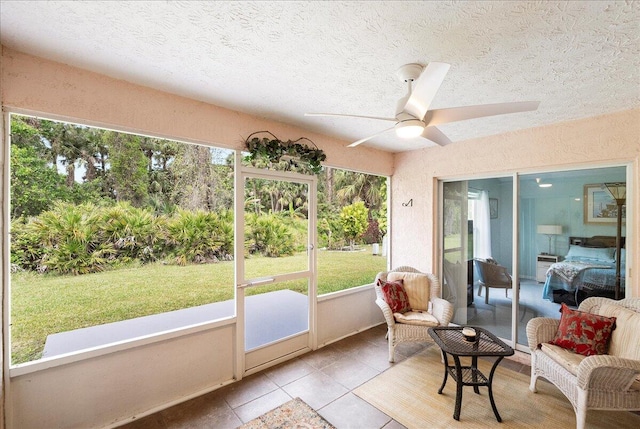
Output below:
[446,165,626,348]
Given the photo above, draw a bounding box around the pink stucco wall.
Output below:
[392,108,640,296]
[0,46,393,176]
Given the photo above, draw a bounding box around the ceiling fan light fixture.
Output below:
[395,119,424,138]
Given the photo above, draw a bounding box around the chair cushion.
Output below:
[393,310,439,327]
[549,303,617,356]
[597,302,640,360]
[378,279,411,314]
[540,343,587,375]
[387,272,430,311]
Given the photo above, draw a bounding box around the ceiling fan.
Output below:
[305,63,540,148]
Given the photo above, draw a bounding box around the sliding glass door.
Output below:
[440,165,629,349]
[516,167,627,347]
[441,178,515,341]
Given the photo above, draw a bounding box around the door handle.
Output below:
[238,277,275,288]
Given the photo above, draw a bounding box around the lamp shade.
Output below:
[537,225,562,235]
[604,182,626,203]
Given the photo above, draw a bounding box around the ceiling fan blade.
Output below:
[305,113,396,122]
[424,101,540,127]
[403,62,450,120]
[347,127,395,148]
[421,126,452,146]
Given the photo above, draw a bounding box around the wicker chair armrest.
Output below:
[375,296,396,327]
[526,317,560,351]
[577,355,640,390]
[432,297,454,326]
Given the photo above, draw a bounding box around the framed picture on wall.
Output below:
[583,183,625,224]
[489,198,498,219]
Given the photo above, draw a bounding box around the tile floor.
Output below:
[119,324,531,429]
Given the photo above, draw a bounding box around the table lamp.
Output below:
[537,225,562,255]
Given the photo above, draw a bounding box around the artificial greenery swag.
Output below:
[244,131,326,174]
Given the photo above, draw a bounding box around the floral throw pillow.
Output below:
[549,303,617,356]
[378,279,411,314]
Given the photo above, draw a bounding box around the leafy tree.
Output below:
[10,145,69,217]
[10,116,48,154]
[106,131,149,207]
[170,144,217,211]
[340,201,368,250]
[335,170,386,214]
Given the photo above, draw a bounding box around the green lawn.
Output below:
[11,246,387,364]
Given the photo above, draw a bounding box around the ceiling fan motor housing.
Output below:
[395,63,424,83]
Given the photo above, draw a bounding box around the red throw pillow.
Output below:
[378,279,411,314]
[549,303,617,356]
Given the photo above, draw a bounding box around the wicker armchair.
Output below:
[374,266,454,362]
[527,297,640,429]
[474,258,514,304]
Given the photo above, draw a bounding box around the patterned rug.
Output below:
[238,397,335,429]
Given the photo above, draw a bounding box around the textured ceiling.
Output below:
[1,1,639,152]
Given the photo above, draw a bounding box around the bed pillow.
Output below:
[378,279,411,314]
[549,303,616,356]
[565,245,615,263]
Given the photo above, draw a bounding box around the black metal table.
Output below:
[428,326,514,422]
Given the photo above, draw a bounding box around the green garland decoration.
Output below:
[244,131,327,174]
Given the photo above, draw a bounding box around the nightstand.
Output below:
[536,254,561,283]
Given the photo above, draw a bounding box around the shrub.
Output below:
[10,217,45,271]
[246,213,296,257]
[165,209,233,265]
[31,202,115,275]
[361,219,382,244]
[99,202,165,263]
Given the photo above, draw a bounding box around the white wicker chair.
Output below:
[527,297,640,429]
[374,266,454,362]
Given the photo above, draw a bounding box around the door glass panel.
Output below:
[244,177,309,278]
[442,181,470,324]
[443,178,514,342]
[517,167,627,346]
[245,280,309,350]
[242,174,311,352]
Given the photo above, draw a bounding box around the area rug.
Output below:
[353,346,640,429]
[238,397,335,429]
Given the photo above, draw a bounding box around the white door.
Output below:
[236,166,317,375]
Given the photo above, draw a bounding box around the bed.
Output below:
[541,236,626,306]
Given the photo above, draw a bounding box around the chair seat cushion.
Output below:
[393,310,439,327]
[541,343,587,375]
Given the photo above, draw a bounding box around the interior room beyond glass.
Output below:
[441,166,627,348]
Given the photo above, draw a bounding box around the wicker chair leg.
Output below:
[529,371,538,393]
[388,340,396,363]
[485,287,489,304]
[576,390,588,429]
